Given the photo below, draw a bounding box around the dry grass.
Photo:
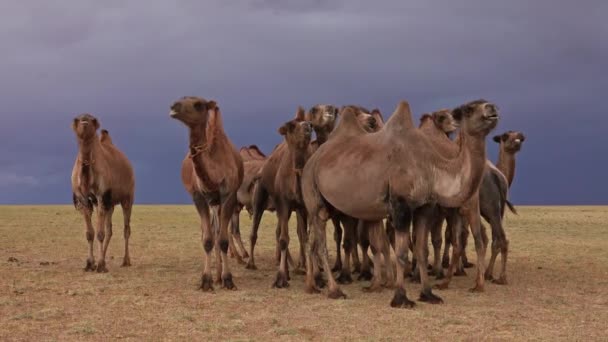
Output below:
[1,205,607,341]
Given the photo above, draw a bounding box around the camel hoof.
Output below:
[419,290,444,304]
[454,269,467,277]
[469,285,484,293]
[492,276,508,285]
[84,260,96,272]
[305,285,321,294]
[358,270,373,281]
[222,273,237,290]
[484,273,494,281]
[362,284,383,293]
[463,261,475,268]
[200,274,214,292]
[272,272,290,289]
[327,288,347,299]
[314,274,327,289]
[96,262,108,273]
[121,257,131,267]
[245,261,257,270]
[434,282,449,290]
[336,271,353,284]
[390,288,415,309]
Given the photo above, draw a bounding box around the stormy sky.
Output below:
[1,0,606,205]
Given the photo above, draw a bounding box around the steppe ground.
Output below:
[1,205,607,341]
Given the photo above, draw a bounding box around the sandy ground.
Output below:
[1,205,607,341]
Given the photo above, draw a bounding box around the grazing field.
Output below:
[1,205,607,341]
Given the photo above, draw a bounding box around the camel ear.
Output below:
[278,121,295,136]
[334,107,339,116]
[92,118,100,130]
[294,106,305,121]
[193,100,205,112]
[419,113,432,123]
[452,107,464,121]
[206,100,217,111]
[493,135,501,143]
[519,133,526,142]
[72,118,79,131]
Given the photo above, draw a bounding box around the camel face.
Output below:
[278,119,313,150]
[493,131,526,152]
[72,114,99,140]
[356,111,379,132]
[169,96,216,127]
[452,100,499,136]
[433,109,458,134]
[307,105,338,140]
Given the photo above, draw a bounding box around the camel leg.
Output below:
[414,205,443,304]
[304,215,322,294]
[331,216,343,272]
[486,236,499,281]
[193,193,214,291]
[365,220,394,291]
[314,216,346,299]
[273,203,292,288]
[465,198,487,292]
[231,212,249,259]
[430,211,445,279]
[385,218,396,251]
[436,209,463,290]
[358,220,373,281]
[211,207,222,284]
[218,195,238,290]
[388,196,415,308]
[246,184,268,270]
[336,216,357,284]
[495,238,509,285]
[486,215,509,285]
[120,200,132,267]
[460,225,474,268]
[442,225,451,268]
[81,205,96,271]
[294,209,307,274]
[351,226,362,273]
[95,193,113,273]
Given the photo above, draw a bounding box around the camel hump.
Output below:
[100,129,113,144]
[330,106,368,139]
[247,145,266,159]
[385,101,415,132]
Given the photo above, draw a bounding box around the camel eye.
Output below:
[193,101,205,112]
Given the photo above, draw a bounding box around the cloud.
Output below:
[0,172,39,187]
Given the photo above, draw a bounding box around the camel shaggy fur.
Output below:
[71,115,135,273]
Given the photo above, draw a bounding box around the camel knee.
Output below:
[343,238,353,252]
[97,231,105,242]
[86,231,94,242]
[124,225,131,239]
[219,239,229,254]
[279,238,288,251]
[203,239,214,253]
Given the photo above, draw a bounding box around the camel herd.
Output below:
[70,97,525,308]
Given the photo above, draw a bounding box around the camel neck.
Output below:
[188,124,218,191]
[436,130,486,208]
[497,149,516,187]
[77,136,100,163]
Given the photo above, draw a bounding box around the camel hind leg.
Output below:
[336,216,357,284]
[413,205,443,304]
[120,199,133,267]
[331,216,343,272]
[388,195,415,308]
[246,183,269,270]
[231,211,249,259]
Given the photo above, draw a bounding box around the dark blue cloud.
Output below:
[1,0,606,204]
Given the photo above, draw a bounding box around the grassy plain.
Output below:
[1,205,607,341]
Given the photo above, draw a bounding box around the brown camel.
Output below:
[245,107,313,287]
[170,96,244,291]
[246,105,338,273]
[71,115,135,273]
[494,131,525,187]
[302,99,499,307]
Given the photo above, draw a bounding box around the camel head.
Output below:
[278,107,313,151]
[452,99,499,137]
[422,109,458,135]
[493,130,525,153]
[72,113,100,141]
[169,96,217,127]
[342,105,380,133]
[306,105,339,141]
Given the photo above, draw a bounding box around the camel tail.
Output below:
[505,199,518,215]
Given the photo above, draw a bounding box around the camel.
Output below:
[246,105,338,273]
[170,96,244,291]
[245,107,313,288]
[483,130,525,284]
[71,115,135,273]
[226,145,269,264]
[301,99,499,307]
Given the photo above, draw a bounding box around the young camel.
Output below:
[170,96,244,291]
[246,105,338,273]
[246,107,313,287]
[226,145,269,264]
[71,115,135,273]
[302,100,499,307]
